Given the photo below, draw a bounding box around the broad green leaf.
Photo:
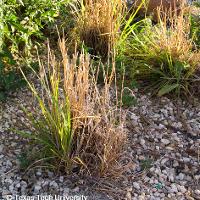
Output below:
[158,83,179,97]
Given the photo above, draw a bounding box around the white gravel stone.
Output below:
[177,185,187,193]
[63,188,69,196]
[6,160,12,168]
[140,139,146,146]
[34,185,42,193]
[169,184,178,193]
[133,182,140,190]
[126,191,132,200]
[59,176,64,183]
[161,138,170,145]
[177,173,185,181]
[50,181,58,189]
[195,190,200,195]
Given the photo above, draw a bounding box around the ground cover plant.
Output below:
[18,38,127,177]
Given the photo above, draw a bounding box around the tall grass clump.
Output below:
[70,0,126,58]
[19,38,126,177]
[122,6,200,96]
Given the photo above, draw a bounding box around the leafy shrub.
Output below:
[121,9,200,96]
[18,39,126,177]
[0,0,70,99]
[2,0,70,54]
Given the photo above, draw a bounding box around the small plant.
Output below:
[122,88,137,107]
[140,158,153,170]
[18,39,126,177]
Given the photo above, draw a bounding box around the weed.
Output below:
[0,0,71,99]
[140,158,153,170]
[122,88,137,107]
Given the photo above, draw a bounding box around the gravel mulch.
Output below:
[0,87,200,200]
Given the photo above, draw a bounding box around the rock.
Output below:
[36,170,42,176]
[126,187,133,192]
[47,171,54,178]
[126,191,132,200]
[2,189,10,196]
[34,185,42,194]
[133,182,140,190]
[5,178,13,184]
[3,113,10,119]
[133,0,187,22]
[15,182,21,188]
[177,185,187,193]
[20,181,27,189]
[140,139,145,146]
[160,193,165,198]
[161,158,169,165]
[161,138,170,145]
[72,187,79,193]
[63,188,69,196]
[6,160,12,168]
[183,157,190,162]
[169,184,178,193]
[49,181,58,189]
[8,185,14,193]
[195,190,200,195]
[177,173,185,181]
[168,169,175,182]
[185,175,192,181]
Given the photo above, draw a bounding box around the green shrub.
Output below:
[1,0,70,54]
[0,0,71,100]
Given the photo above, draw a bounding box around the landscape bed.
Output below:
[0,0,200,199]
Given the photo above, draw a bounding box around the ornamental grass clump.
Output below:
[70,0,126,58]
[123,6,200,96]
[19,38,126,177]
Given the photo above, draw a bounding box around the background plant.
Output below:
[2,0,70,54]
[0,0,71,100]
[70,0,126,58]
[120,8,200,96]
